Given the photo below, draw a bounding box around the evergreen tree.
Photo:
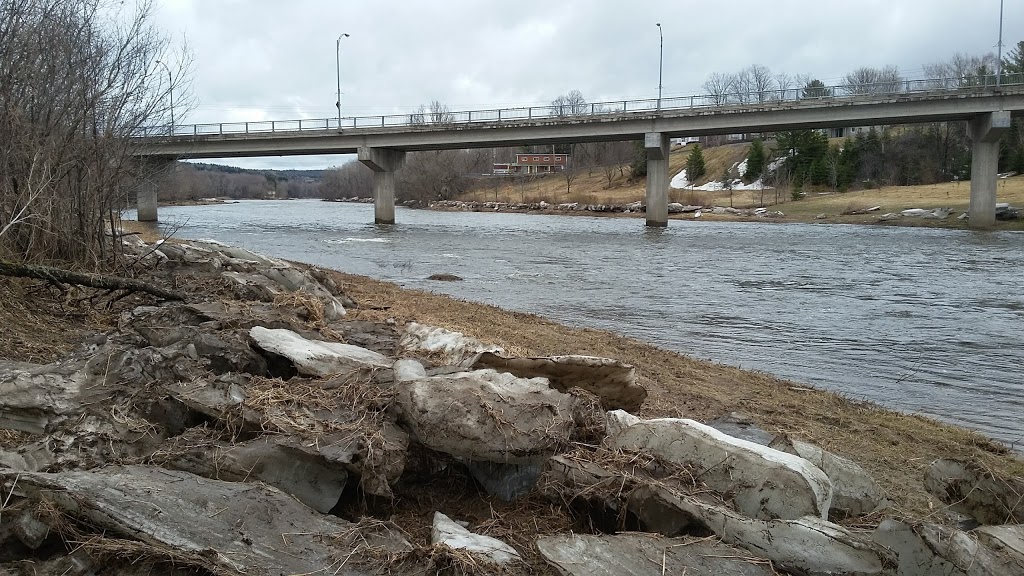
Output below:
[630,141,648,178]
[686,144,706,184]
[1003,40,1024,75]
[744,139,766,183]
[721,167,735,207]
[801,79,832,99]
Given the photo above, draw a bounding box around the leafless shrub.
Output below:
[0,0,191,266]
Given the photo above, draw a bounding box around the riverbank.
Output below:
[443,174,1024,229]
[0,231,1021,573]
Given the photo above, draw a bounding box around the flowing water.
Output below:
[152,200,1024,446]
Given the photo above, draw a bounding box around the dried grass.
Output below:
[35,495,238,576]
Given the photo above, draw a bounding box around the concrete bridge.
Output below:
[135,76,1024,229]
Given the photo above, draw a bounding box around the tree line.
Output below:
[704,43,1024,194]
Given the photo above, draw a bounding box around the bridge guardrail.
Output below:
[141,74,1024,138]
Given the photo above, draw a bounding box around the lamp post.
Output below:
[996,0,1004,88]
[156,60,173,133]
[656,23,663,110]
[336,33,350,128]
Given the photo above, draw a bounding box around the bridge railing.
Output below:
[141,74,1024,138]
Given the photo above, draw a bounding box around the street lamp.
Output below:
[336,33,350,128]
[996,0,1004,88]
[156,60,174,133]
[656,23,663,110]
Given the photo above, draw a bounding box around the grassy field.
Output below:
[460,143,751,206]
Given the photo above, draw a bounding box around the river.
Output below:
[151,199,1024,447]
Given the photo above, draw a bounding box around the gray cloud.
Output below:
[154,0,1022,169]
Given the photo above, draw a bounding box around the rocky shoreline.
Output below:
[0,237,1022,575]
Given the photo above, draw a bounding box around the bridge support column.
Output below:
[645,132,669,227]
[136,160,173,222]
[358,147,406,224]
[137,180,158,222]
[968,111,1011,229]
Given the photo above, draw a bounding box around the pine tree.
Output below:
[744,139,766,183]
[686,144,706,185]
[1004,40,1024,75]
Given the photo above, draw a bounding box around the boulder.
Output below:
[2,465,410,576]
[706,412,776,445]
[538,456,882,574]
[924,459,1024,525]
[470,352,646,413]
[431,512,520,565]
[396,369,574,464]
[918,522,1024,575]
[536,533,776,576]
[159,437,350,513]
[463,460,544,501]
[399,323,503,366]
[248,326,391,377]
[393,358,427,382]
[872,519,967,576]
[635,485,885,575]
[606,411,833,520]
[770,435,887,517]
[975,525,1024,559]
[0,361,82,434]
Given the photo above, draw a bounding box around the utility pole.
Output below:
[655,22,663,109]
[336,33,350,128]
[996,0,1004,88]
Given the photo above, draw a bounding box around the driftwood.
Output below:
[0,260,183,301]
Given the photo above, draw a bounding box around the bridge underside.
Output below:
[135,93,1024,229]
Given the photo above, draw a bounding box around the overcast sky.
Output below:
[153,0,1023,170]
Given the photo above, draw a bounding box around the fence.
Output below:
[141,74,1024,138]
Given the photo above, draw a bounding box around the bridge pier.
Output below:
[358,147,406,224]
[136,160,173,222]
[645,132,670,227]
[968,111,1011,229]
[137,180,159,222]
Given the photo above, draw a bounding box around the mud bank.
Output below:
[0,236,1021,575]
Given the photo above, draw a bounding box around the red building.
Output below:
[493,153,570,175]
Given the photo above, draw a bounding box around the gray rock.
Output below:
[471,352,647,413]
[396,369,575,464]
[537,533,776,576]
[399,323,503,366]
[463,460,544,501]
[393,358,427,382]
[706,412,776,445]
[248,326,391,377]
[160,437,350,513]
[606,411,833,520]
[633,484,885,575]
[924,459,1024,525]
[431,512,520,565]
[770,435,887,518]
[3,465,410,576]
[872,519,966,576]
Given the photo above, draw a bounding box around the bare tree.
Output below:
[0,0,192,265]
[703,72,734,105]
[774,73,795,100]
[747,65,775,103]
[841,65,903,96]
[550,89,588,117]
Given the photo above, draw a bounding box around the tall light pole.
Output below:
[656,23,663,110]
[336,33,350,128]
[996,0,1004,88]
[156,60,173,133]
